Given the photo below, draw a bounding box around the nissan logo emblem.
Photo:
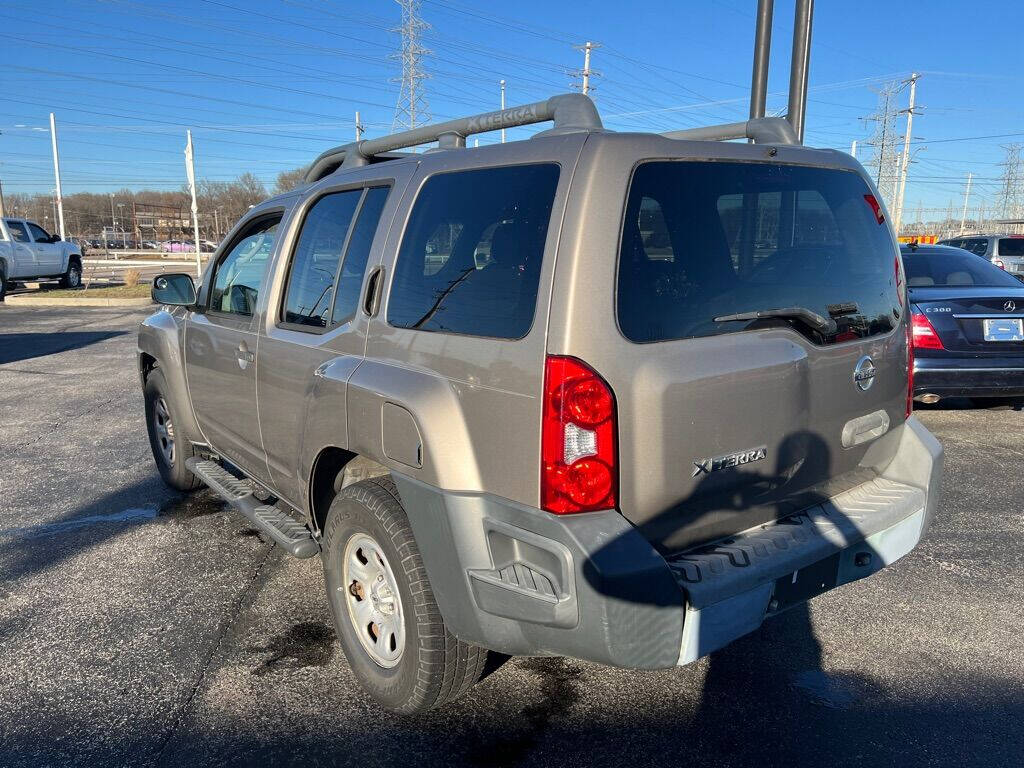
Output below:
[1005,300,1016,312]
[853,355,876,392]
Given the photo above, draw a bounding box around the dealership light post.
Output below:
[49,113,66,241]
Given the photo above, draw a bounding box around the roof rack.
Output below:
[304,93,602,183]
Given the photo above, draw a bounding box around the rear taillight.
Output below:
[864,193,885,224]
[906,321,914,418]
[911,312,944,350]
[994,259,1006,270]
[541,356,617,514]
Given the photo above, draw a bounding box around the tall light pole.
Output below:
[500,79,506,143]
[49,113,66,240]
[894,72,920,234]
[959,172,973,235]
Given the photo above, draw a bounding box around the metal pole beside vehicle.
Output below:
[786,0,814,143]
[49,113,67,241]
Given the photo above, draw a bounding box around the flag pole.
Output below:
[185,130,202,279]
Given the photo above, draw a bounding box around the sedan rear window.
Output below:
[617,161,901,344]
[903,250,1022,288]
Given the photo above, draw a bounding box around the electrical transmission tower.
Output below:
[997,144,1024,232]
[863,80,902,209]
[392,0,431,131]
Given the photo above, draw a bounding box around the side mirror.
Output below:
[152,273,197,307]
[49,234,62,243]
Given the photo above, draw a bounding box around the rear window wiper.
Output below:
[714,306,838,336]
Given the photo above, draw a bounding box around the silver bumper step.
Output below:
[185,458,319,559]
[666,477,926,609]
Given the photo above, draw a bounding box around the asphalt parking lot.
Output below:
[1,305,1022,768]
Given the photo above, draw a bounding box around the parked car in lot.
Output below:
[138,94,943,713]
[938,234,1024,278]
[162,240,194,253]
[903,243,1024,403]
[0,217,83,300]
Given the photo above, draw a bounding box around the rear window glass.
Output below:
[617,161,901,344]
[903,250,1021,288]
[999,238,1024,257]
[387,163,559,339]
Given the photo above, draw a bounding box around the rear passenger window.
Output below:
[617,161,901,345]
[330,186,390,326]
[283,190,362,329]
[387,164,559,339]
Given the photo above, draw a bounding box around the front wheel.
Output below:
[322,477,498,713]
[60,260,82,289]
[144,368,200,491]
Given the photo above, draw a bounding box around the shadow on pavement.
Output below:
[0,331,128,365]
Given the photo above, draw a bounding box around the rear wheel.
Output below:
[144,368,200,491]
[0,265,7,301]
[322,477,498,713]
[60,260,82,289]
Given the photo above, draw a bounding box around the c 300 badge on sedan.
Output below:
[854,355,876,392]
[692,446,768,477]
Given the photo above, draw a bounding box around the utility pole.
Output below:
[355,111,364,141]
[893,72,920,234]
[572,41,601,96]
[49,113,66,240]
[392,0,431,130]
[850,140,857,159]
[0,178,6,217]
[184,130,202,279]
[500,79,506,143]
[959,172,973,235]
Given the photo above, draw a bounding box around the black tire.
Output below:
[0,265,6,301]
[60,259,82,289]
[144,368,201,491]
[322,477,497,713]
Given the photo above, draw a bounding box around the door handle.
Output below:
[363,266,384,317]
[236,343,255,368]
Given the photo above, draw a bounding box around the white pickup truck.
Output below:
[0,217,83,300]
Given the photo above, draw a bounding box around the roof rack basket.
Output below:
[305,93,602,183]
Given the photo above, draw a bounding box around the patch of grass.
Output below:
[43,283,153,299]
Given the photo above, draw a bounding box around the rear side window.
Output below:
[387,164,559,339]
[998,238,1024,257]
[283,190,362,328]
[5,221,29,242]
[963,238,989,256]
[617,161,901,345]
[330,186,389,326]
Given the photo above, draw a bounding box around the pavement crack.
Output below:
[152,542,277,767]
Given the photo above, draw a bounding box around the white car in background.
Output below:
[0,218,83,300]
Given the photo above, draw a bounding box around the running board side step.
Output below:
[185,457,320,559]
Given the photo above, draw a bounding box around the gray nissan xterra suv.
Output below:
[139,93,943,713]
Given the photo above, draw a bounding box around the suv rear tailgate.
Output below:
[547,137,909,553]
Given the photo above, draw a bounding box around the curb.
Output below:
[4,295,154,308]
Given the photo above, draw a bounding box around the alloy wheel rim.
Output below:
[340,533,405,668]
[69,268,81,287]
[154,397,175,466]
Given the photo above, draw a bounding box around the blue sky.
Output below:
[2,0,1022,216]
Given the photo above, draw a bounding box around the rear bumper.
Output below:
[394,417,943,669]
[914,357,1024,397]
